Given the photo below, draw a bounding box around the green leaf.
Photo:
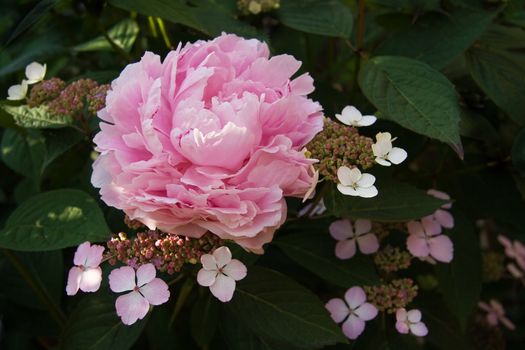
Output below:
[0,250,63,310]
[512,128,525,175]
[224,266,347,349]
[325,182,445,222]
[435,213,482,329]
[60,293,147,350]
[73,19,139,53]
[466,47,525,125]
[278,0,353,38]
[274,232,380,287]
[1,128,83,180]
[190,294,219,348]
[359,56,462,151]
[2,105,73,129]
[376,9,496,69]
[108,0,257,37]
[0,189,109,251]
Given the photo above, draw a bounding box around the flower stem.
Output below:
[1,249,67,328]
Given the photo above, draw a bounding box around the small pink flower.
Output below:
[497,235,525,279]
[478,299,515,330]
[325,286,378,340]
[197,246,247,302]
[427,189,454,229]
[395,308,428,337]
[406,217,453,263]
[109,263,170,325]
[329,219,379,260]
[66,242,105,296]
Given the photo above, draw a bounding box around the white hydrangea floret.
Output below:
[25,61,46,84]
[7,80,28,101]
[372,132,407,166]
[335,105,377,127]
[336,166,378,198]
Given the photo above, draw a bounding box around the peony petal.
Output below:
[429,235,454,263]
[139,278,170,305]
[201,254,217,270]
[79,267,102,293]
[344,286,366,310]
[409,322,428,337]
[337,184,359,196]
[197,269,217,287]
[342,314,365,340]
[354,219,372,236]
[222,259,247,281]
[354,302,378,321]
[209,274,236,302]
[136,263,156,287]
[357,233,379,254]
[407,309,422,323]
[325,298,349,323]
[329,219,354,241]
[356,186,378,198]
[358,115,377,127]
[407,234,430,258]
[213,246,232,268]
[115,291,150,325]
[356,173,375,188]
[109,266,136,293]
[66,266,83,296]
[335,239,357,260]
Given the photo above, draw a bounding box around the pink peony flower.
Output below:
[92,33,323,253]
[66,242,105,296]
[427,189,454,229]
[395,308,428,336]
[197,246,247,302]
[329,218,379,260]
[109,263,170,325]
[325,286,378,340]
[406,217,453,263]
[478,299,515,330]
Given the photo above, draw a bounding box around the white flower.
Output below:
[7,80,28,100]
[197,246,247,302]
[336,166,378,198]
[335,105,377,127]
[372,132,407,166]
[25,62,46,84]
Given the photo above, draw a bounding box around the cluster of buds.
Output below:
[374,246,412,273]
[307,118,375,182]
[26,77,65,107]
[86,84,111,115]
[106,230,223,274]
[364,278,418,314]
[237,0,280,15]
[47,78,99,116]
[482,252,505,282]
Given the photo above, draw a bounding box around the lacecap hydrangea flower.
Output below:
[92,33,323,253]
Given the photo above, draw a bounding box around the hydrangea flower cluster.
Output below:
[364,278,419,314]
[106,230,223,274]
